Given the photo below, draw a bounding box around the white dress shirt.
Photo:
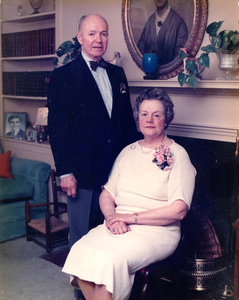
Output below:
[155,6,171,35]
[82,51,113,118]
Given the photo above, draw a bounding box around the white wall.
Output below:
[57,0,239,80]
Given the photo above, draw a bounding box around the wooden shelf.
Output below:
[2,95,47,101]
[1,136,50,148]
[128,79,239,90]
[2,55,55,61]
[1,12,55,24]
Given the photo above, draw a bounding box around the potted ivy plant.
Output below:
[178,21,239,89]
[53,36,81,68]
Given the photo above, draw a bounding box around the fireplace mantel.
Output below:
[128,79,239,91]
[128,80,239,143]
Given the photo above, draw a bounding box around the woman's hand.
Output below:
[106,213,126,228]
[108,221,131,235]
[106,200,189,228]
[106,213,131,235]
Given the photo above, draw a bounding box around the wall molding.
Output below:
[166,122,238,143]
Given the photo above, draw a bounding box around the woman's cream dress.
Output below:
[62,140,196,300]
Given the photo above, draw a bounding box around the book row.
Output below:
[3,71,52,97]
[2,28,55,57]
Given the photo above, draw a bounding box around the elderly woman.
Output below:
[62,88,196,300]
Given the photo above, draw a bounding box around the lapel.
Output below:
[105,64,120,121]
[73,53,111,121]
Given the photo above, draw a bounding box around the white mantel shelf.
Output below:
[0,12,55,24]
[128,79,239,90]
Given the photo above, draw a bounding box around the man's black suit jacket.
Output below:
[47,53,138,190]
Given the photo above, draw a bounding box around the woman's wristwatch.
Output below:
[134,212,138,224]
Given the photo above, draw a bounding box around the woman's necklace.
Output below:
[140,135,167,154]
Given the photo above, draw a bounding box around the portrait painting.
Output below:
[122,0,208,79]
[4,112,27,139]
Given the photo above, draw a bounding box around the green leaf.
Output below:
[179,50,189,60]
[55,48,65,57]
[72,36,81,50]
[178,73,187,87]
[206,21,224,37]
[220,30,236,42]
[58,41,74,50]
[210,35,222,48]
[219,30,232,50]
[201,44,216,53]
[53,57,58,66]
[230,33,239,47]
[197,53,210,68]
[187,74,198,89]
[192,60,199,73]
[186,59,199,74]
[226,42,235,52]
[55,41,76,57]
[63,54,71,65]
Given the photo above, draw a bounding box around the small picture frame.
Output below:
[4,112,27,139]
[27,130,36,142]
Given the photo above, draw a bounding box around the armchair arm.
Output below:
[26,201,67,217]
[11,157,51,204]
[11,157,50,181]
[25,200,67,223]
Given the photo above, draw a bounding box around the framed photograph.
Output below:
[4,112,27,139]
[122,0,208,79]
[26,129,36,142]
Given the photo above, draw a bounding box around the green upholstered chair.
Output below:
[0,140,51,242]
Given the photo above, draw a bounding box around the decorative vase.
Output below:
[142,53,158,80]
[29,0,43,14]
[17,5,23,17]
[216,48,239,80]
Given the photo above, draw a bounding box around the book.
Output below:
[1,28,55,57]
[2,71,52,97]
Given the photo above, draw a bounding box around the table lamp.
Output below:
[35,107,48,143]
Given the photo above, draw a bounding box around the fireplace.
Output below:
[170,135,238,292]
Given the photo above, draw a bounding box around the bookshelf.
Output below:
[0,3,55,147]
[2,27,55,57]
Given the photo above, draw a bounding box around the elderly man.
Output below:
[137,0,188,65]
[47,14,138,299]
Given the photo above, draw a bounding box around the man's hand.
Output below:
[61,175,77,198]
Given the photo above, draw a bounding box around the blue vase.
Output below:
[142,53,158,79]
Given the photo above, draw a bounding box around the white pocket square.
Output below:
[120,82,126,94]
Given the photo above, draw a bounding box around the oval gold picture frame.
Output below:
[122,0,208,80]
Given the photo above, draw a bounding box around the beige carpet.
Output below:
[0,237,73,300]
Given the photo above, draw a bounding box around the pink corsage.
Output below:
[152,144,174,171]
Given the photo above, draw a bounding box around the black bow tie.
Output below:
[157,21,162,27]
[89,58,107,71]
